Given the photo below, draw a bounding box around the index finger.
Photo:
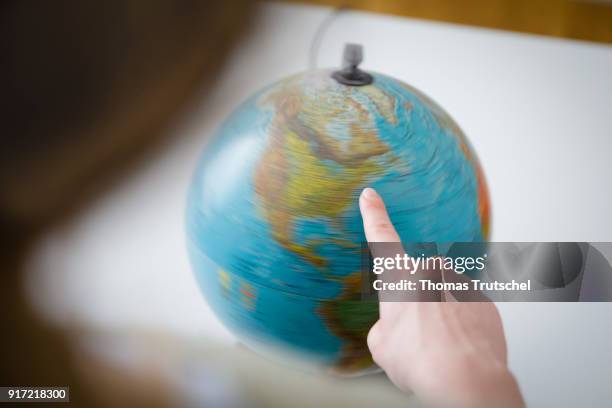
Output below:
[359,187,400,243]
[359,188,404,320]
[359,188,440,320]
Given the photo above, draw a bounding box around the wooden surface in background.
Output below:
[284,0,612,44]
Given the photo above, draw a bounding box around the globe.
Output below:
[186,68,490,375]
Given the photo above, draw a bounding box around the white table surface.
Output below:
[25,3,612,407]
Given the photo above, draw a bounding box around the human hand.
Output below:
[359,187,524,408]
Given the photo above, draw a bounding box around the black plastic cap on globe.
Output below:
[332,43,373,86]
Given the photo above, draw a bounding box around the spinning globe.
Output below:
[186,45,489,374]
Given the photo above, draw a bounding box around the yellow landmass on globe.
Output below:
[254,76,400,268]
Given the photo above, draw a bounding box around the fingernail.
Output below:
[361,187,379,201]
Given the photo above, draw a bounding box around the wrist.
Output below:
[416,351,524,408]
[455,361,523,408]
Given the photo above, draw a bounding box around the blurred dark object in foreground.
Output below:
[0,0,253,231]
[0,1,253,406]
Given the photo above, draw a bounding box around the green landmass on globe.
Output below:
[186,66,489,375]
